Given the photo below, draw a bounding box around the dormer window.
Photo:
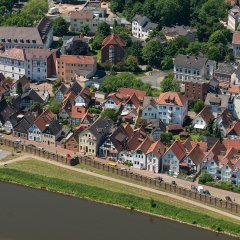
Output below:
[20,39,24,43]
[26,40,30,43]
[1,39,5,42]
[32,40,36,44]
[14,39,18,43]
[7,39,11,43]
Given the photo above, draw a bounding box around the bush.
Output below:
[199,173,214,184]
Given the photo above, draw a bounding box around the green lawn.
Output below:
[7,159,240,226]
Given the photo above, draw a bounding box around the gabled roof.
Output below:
[70,10,94,20]
[194,106,214,123]
[19,76,30,89]
[142,96,158,110]
[0,103,16,124]
[57,83,69,96]
[13,112,35,134]
[34,109,55,132]
[123,123,133,137]
[119,88,146,101]
[77,87,91,104]
[70,106,87,119]
[227,121,240,136]
[69,81,82,95]
[102,33,126,48]
[164,140,186,161]
[86,117,113,139]
[124,93,140,109]
[21,89,44,103]
[109,125,129,152]
[218,109,235,129]
[146,141,165,158]
[106,93,122,105]
[232,31,240,45]
[223,139,240,150]
[158,92,187,106]
[127,130,147,151]
[42,119,62,136]
[185,144,205,166]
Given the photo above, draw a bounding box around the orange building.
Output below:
[56,55,97,83]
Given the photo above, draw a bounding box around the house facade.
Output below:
[174,54,216,81]
[132,15,158,40]
[232,32,240,58]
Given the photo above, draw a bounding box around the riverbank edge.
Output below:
[0,168,239,238]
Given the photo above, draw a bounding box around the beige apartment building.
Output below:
[56,55,97,83]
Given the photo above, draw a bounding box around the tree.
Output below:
[96,22,111,37]
[199,173,214,184]
[208,30,228,45]
[213,124,222,140]
[206,119,214,134]
[142,40,164,67]
[160,132,173,146]
[82,24,90,35]
[161,56,173,70]
[193,100,204,113]
[128,41,143,62]
[52,79,62,94]
[48,99,62,114]
[160,72,180,92]
[101,109,120,122]
[206,45,223,62]
[124,55,139,72]
[16,81,23,95]
[53,17,69,36]
[92,34,105,50]
[100,72,152,95]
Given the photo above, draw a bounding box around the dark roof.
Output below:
[133,15,150,26]
[87,117,114,139]
[174,54,214,69]
[13,112,35,134]
[57,83,69,95]
[42,119,62,135]
[0,103,16,124]
[109,125,129,152]
[69,82,82,95]
[205,93,230,108]
[161,25,197,37]
[142,22,158,31]
[21,89,44,103]
[215,62,236,76]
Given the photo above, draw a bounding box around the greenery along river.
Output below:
[0,168,239,239]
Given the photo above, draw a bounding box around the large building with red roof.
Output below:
[101,33,126,65]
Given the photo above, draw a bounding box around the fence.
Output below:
[1,138,240,214]
[78,156,240,215]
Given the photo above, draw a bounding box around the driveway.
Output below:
[138,70,168,88]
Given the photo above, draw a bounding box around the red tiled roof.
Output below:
[118,88,146,101]
[164,140,186,161]
[123,123,133,137]
[223,139,240,150]
[58,55,96,65]
[70,106,87,119]
[34,109,55,131]
[194,106,214,123]
[232,32,240,45]
[70,10,94,20]
[102,33,126,47]
[136,137,152,154]
[227,121,240,136]
[167,124,183,131]
[228,84,240,94]
[124,93,141,109]
[107,93,122,105]
[146,141,165,158]
[158,92,187,106]
[186,145,205,166]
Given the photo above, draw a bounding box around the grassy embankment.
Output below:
[1,159,240,237]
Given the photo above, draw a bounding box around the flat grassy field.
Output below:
[7,159,240,226]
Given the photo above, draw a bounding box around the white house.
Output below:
[161,140,186,174]
[0,48,56,82]
[132,14,158,41]
[103,93,121,110]
[28,110,55,142]
[146,141,165,173]
[228,6,240,31]
[157,92,188,125]
[192,106,214,130]
[174,54,216,81]
[232,31,240,58]
[142,96,159,120]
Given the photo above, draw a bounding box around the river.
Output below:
[0,182,238,240]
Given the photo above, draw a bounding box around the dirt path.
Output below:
[2,155,240,221]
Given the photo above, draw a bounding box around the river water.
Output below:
[0,182,238,240]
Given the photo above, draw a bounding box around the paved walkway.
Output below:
[2,155,240,221]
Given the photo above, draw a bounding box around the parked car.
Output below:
[203,190,211,195]
[197,185,204,193]
[191,185,197,191]
[154,177,163,182]
[171,180,177,186]
[225,196,232,202]
[15,139,22,144]
[27,144,36,148]
[107,161,117,167]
